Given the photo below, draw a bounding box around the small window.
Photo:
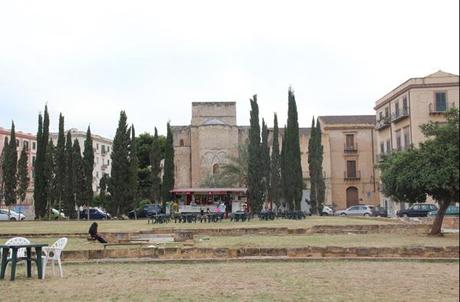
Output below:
[379,112,383,120]
[32,142,36,150]
[23,141,29,150]
[212,163,219,175]
[384,107,389,118]
[394,102,400,116]
[179,139,184,147]
[380,143,385,154]
[386,140,391,152]
[32,156,36,165]
[96,143,99,150]
[16,139,19,146]
[402,97,408,111]
[107,159,110,165]
[107,146,110,152]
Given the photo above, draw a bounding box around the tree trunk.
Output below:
[429,200,450,235]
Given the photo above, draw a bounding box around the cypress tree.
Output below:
[72,139,85,216]
[261,118,270,205]
[0,137,8,203]
[3,121,17,207]
[316,119,326,212]
[63,131,75,218]
[55,113,66,216]
[110,111,131,216]
[150,127,161,202]
[284,88,303,210]
[269,114,281,208]
[83,126,94,207]
[247,95,264,213]
[280,126,287,208]
[308,117,318,214]
[34,106,50,218]
[17,146,30,204]
[45,138,56,217]
[161,122,175,203]
[128,125,139,209]
[34,113,43,217]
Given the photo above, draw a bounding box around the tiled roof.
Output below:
[319,115,376,125]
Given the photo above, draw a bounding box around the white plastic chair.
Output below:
[42,237,68,279]
[3,237,30,273]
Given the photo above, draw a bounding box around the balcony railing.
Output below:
[429,102,456,115]
[344,143,358,153]
[375,116,391,130]
[344,170,361,181]
[391,108,409,123]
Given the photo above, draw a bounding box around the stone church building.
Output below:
[171,102,380,210]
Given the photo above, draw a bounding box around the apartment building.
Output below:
[319,115,379,209]
[374,70,459,215]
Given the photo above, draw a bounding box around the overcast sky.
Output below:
[0,0,459,138]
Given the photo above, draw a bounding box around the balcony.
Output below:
[344,143,358,154]
[375,116,391,130]
[391,108,409,123]
[429,102,456,115]
[344,170,361,181]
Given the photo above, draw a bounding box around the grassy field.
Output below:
[1,233,457,251]
[1,261,458,302]
[0,216,397,234]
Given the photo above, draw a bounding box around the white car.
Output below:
[0,209,26,221]
[335,205,374,217]
[321,205,334,216]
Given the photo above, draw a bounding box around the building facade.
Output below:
[374,70,459,215]
[171,102,379,210]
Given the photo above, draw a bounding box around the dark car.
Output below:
[80,208,111,220]
[128,204,162,219]
[397,203,438,218]
[372,206,388,217]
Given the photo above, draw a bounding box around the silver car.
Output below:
[0,209,26,221]
[335,205,374,216]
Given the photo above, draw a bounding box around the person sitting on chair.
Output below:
[88,222,107,243]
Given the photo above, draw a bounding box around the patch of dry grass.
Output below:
[0,261,458,301]
[0,216,396,235]
[194,233,460,249]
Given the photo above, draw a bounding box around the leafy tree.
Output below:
[150,128,162,202]
[248,95,264,213]
[55,113,66,217]
[110,111,131,216]
[283,88,303,210]
[269,114,281,208]
[380,109,459,235]
[220,144,248,187]
[83,126,94,207]
[3,121,17,208]
[261,119,271,204]
[17,146,30,204]
[63,131,75,218]
[161,122,175,203]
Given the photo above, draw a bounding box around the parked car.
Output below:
[397,203,438,218]
[335,205,374,216]
[321,205,334,216]
[428,205,459,217]
[372,206,388,217]
[128,204,163,219]
[79,208,111,220]
[0,209,26,221]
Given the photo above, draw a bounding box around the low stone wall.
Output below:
[442,217,459,229]
[61,245,459,261]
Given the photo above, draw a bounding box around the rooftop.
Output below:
[319,115,376,125]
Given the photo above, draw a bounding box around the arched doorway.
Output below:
[212,163,220,175]
[346,187,359,207]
